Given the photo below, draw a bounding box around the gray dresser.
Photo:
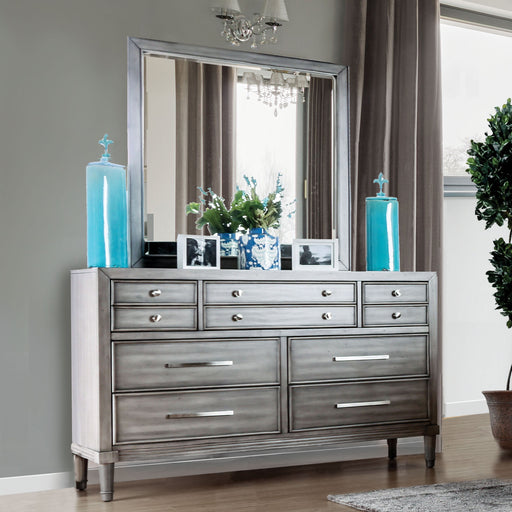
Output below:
[71,268,439,501]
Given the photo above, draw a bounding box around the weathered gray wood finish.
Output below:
[71,269,439,501]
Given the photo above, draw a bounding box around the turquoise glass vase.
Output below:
[86,135,129,268]
[239,228,280,270]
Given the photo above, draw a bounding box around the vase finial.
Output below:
[373,172,389,197]
[99,134,113,162]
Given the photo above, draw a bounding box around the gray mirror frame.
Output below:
[127,37,351,270]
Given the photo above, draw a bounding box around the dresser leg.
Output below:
[73,455,88,491]
[99,463,115,502]
[424,435,436,468]
[387,438,397,460]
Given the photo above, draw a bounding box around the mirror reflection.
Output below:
[144,54,334,244]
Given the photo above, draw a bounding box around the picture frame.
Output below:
[177,234,220,270]
[292,239,339,271]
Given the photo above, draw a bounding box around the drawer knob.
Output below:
[149,289,162,297]
[232,313,244,322]
[322,290,333,297]
[322,312,332,320]
[150,314,162,323]
[391,289,401,297]
[232,289,244,298]
[391,312,402,319]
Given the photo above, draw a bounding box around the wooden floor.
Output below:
[3,414,512,511]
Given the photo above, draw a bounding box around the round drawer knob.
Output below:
[232,313,244,322]
[322,312,332,320]
[391,289,401,297]
[149,289,162,297]
[391,312,402,319]
[322,290,333,297]
[232,290,244,298]
[150,314,162,323]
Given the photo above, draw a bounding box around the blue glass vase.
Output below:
[86,135,129,268]
[239,228,280,270]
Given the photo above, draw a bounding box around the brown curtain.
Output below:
[307,77,333,239]
[343,0,443,273]
[175,60,236,234]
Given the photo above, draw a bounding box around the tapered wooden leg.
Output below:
[387,438,397,460]
[73,454,88,491]
[99,463,115,502]
[424,435,436,468]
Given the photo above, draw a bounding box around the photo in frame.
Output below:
[177,234,220,269]
[292,239,338,271]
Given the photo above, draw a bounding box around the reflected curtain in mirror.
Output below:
[307,77,333,239]
[175,59,236,235]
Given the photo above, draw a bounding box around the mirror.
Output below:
[128,38,350,269]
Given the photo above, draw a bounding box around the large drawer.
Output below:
[113,339,280,391]
[289,335,428,383]
[204,281,356,304]
[113,387,280,444]
[112,307,197,331]
[363,283,427,304]
[204,305,357,329]
[290,380,428,431]
[112,281,197,305]
[363,306,428,326]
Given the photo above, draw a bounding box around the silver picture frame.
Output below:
[292,239,339,271]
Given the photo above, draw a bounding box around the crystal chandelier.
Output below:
[241,70,309,116]
[212,0,289,48]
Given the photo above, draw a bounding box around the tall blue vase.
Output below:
[239,228,280,270]
[86,135,129,268]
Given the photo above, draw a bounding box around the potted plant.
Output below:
[467,98,512,449]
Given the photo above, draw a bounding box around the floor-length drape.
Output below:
[175,60,236,234]
[343,0,443,273]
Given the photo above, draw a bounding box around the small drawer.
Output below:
[204,282,356,304]
[290,380,428,431]
[113,387,280,444]
[112,281,197,305]
[289,335,428,383]
[113,339,280,391]
[363,306,427,327]
[112,307,197,331]
[204,305,357,330]
[363,283,427,304]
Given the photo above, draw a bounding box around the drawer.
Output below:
[363,283,427,304]
[204,305,357,329]
[204,282,356,304]
[363,306,427,326]
[290,380,428,431]
[113,387,280,444]
[112,307,197,331]
[113,339,280,391]
[112,281,197,305]
[289,335,428,383]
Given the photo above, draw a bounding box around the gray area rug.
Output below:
[327,479,512,511]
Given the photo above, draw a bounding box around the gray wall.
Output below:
[0,0,344,478]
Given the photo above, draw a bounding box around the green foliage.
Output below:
[467,98,512,328]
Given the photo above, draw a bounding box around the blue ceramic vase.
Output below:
[218,232,239,257]
[239,228,280,270]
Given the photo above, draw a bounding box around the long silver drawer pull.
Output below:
[335,400,391,409]
[166,410,234,419]
[391,289,401,297]
[165,361,233,368]
[322,290,333,297]
[322,312,332,320]
[392,312,402,319]
[149,289,162,297]
[232,289,243,298]
[149,314,162,323]
[232,313,244,322]
[333,355,390,362]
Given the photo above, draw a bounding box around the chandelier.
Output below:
[212,0,289,48]
[241,70,309,116]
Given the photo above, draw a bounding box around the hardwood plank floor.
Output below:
[3,414,512,511]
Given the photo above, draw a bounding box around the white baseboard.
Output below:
[0,439,423,496]
[444,399,489,417]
